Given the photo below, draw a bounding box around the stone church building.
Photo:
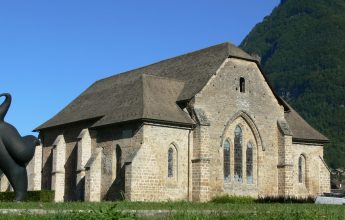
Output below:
[1,42,331,202]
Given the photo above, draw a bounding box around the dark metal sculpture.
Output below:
[0,93,39,201]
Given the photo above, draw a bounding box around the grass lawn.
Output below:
[0,201,343,219]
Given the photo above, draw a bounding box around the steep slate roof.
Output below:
[283,100,329,143]
[91,74,194,128]
[35,42,328,143]
[36,42,252,130]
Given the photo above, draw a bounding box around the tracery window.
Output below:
[246,142,253,184]
[298,155,305,183]
[234,125,243,182]
[223,140,231,181]
[168,148,174,178]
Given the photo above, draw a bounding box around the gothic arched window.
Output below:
[223,140,231,181]
[298,155,305,183]
[116,145,122,178]
[234,125,243,182]
[246,142,253,184]
[168,148,174,178]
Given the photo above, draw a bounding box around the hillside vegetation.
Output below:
[240,0,345,168]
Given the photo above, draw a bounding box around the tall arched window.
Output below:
[298,155,305,183]
[246,142,253,184]
[223,140,230,181]
[168,148,174,178]
[234,125,243,182]
[116,145,122,178]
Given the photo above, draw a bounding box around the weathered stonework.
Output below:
[27,144,42,191]
[36,50,330,202]
[85,147,102,202]
[127,124,190,201]
[192,125,211,202]
[76,129,92,200]
[0,174,10,192]
[289,142,330,196]
[277,119,294,196]
[191,58,284,199]
[51,135,66,202]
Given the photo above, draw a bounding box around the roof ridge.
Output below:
[35,41,249,130]
[94,42,231,84]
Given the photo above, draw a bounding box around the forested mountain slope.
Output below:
[240,0,345,168]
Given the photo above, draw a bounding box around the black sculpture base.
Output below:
[0,93,39,201]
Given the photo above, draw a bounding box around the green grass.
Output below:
[210,195,255,204]
[0,202,344,219]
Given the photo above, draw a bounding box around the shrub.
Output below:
[256,195,316,203]
[210,195,255,204]
[37,190,55,202]
[0,192,15,201]
[0,190,54,202]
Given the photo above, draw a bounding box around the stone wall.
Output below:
[51,135,66,202]
[319,156,331,194]
[290,142,330,196]
[191,58,285,199]
[27,144,42,191]
[127,123,190,201]
[191,125,210,202]
[41,129,61,190]
[84,147,102,202]
[277,120,295,196]
[41,120,97,201]
[75,129,92,201]
[0,174,10,192]
[95,122,143,201]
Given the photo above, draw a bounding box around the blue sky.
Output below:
[0,0,280,135]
